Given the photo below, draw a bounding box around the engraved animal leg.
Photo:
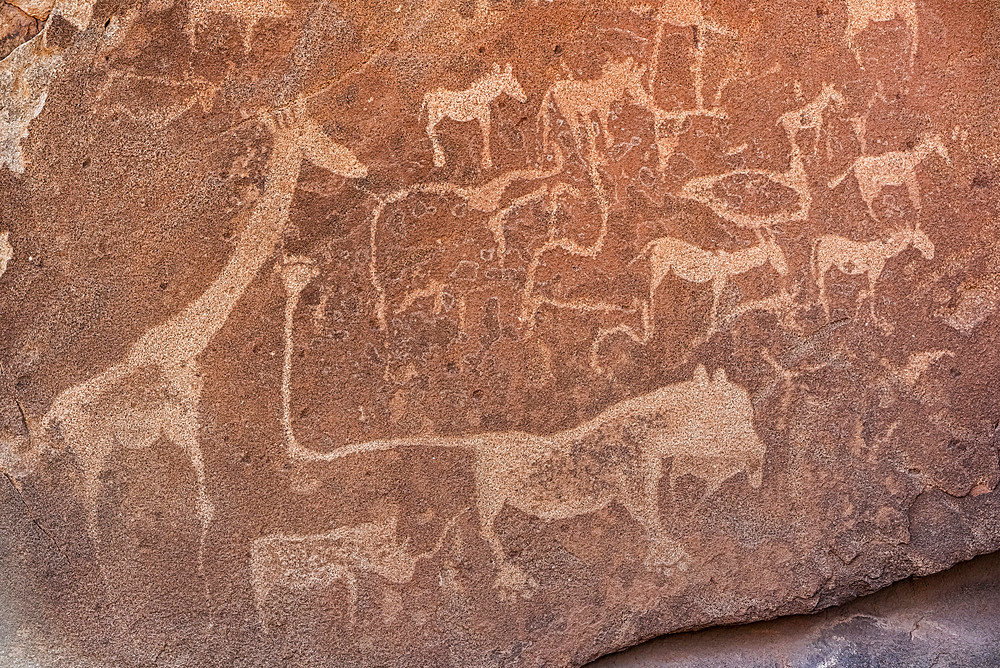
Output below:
[165,366,215,622]
[426,110,445,168]
[344,571,358,626]
[621,455,685,571]
[477,108,493,169]
[475,475,533,595]
[904,171,922,212]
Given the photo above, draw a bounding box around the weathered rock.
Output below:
[0,1,997,666]
[589,551,1000,668]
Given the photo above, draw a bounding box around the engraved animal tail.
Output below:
[415,507,470,563]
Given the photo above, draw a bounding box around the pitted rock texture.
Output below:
[0,1,998,666]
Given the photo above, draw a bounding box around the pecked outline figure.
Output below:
[37,99,367,614]
[283,363,765,595]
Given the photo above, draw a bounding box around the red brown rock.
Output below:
[0,1,998,666]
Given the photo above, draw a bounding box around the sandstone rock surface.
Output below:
[0,1,998,666]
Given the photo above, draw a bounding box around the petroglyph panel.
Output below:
[0,1,998,667]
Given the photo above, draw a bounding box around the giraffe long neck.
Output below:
[129,134,303,368]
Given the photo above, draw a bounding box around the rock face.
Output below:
[590,551,1000,668]
[0,1,998,666]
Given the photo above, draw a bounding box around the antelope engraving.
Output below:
[540,58,649,156]
[632,232,789,331]
[282,365,764,595]
[251,511,465,631]
[422,63,527,169]
[39,101,366,608]
[829,133,949,220]
[845,0,918,68]
[776,83,844,155]
[812,225,935,321]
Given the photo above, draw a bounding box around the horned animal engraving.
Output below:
[251,511,465,631]
[776,83,844,155]
[540,58,649,156]
[422,63,527,169]
[845,0,918,68]
[0,231,12,278]
[829,133,948,220]
[283,365,764,595]
[633,232,789,332]
[812,225,934,322]
[39,101,366,609]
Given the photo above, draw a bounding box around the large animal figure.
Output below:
[422,63,527,169]
[631,232,789,331]
[286,365,765,594]
[39,100,366,606]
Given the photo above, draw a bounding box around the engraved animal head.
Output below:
[821,82,845,108]
[494,63,527,104]
[917,133,949,164]
[648,365,766,490]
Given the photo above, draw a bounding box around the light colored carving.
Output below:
[829,133,949,220]
[812,225,935,324]
[644,1,734,109]
[845,0,918,67]
[776,83,844,155]
[590,232,788,372]
[40,101,366,611]
[679,141,811,230]
[0,231,12,278]
[185,0,289,52]
[367,158,566,334]
[251,511,465,631]
[540,58,649,156]
[283,364,764,595]
[422,63,527,169]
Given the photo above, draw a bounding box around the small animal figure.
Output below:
[812,225,935,321]
[422,63,527,169]
[845,0,918,67]
[829,133,948,220]
[776,83,844,154]
[540,58,649,156]
[251,511,465,630]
